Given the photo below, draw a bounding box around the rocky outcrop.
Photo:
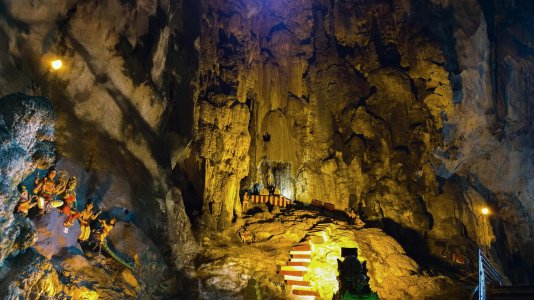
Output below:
[165,187,200,271]
[197,209,460,299]
[337,227,458,300]
[32,210,81,259]
[0,248,64,299]
[0,93,55,264]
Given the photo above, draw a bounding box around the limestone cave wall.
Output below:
[181,0,534,282]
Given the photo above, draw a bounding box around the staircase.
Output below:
[474,249,534,300]
[487,285,534,300]
[279,222,333,299]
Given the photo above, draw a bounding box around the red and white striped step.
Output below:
[278,222,335,299]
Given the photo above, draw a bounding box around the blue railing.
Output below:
[477,249,504,300]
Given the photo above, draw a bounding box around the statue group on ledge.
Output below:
[16,167,115,252]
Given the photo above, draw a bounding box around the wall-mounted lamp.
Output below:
[33,58,64,95]
[476,207,491,223]
[50,59,63,70]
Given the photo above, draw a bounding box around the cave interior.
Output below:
[0,0,533,299]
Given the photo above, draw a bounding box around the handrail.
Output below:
[478,249,505,300]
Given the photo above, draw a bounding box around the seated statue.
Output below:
[33,168,63,213]
[16,186,37,216]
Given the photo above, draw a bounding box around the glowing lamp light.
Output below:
[50,59,63,70]
[481,207,490,215]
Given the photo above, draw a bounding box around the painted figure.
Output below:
[242,192,250,211]
[62,190,81,227]
[267,166,274,186]
[239,228,254,244]
[94,218,116,252]
[33,169,63,212]
[16,186,37,216]
[78,202,102,241]
[65,177,77,194]
[348,208,365,228]
[54,171,69,195]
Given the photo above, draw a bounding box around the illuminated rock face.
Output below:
[188,0,533,283]
[186,0,452,231]
[0,94,55,264]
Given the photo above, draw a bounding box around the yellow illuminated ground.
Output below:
[304,224,360,299]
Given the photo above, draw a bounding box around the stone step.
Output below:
[279,270,305,277]
[283,274,304,282]
[293,289,320,296]
[291,254,311,259]
[488,285,534,299]
[290,258,311,263]
[286,280,311,287]
[287,261,309,267]
[293,296,318,300]
[290,285,313,291]
[292,244,311,251]
[290,250,312,256]
[281,265,308,271]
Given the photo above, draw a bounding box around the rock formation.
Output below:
[0,93,55,264]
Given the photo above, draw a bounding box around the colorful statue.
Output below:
[239,228,254,244]
[65,176,77,193]
[54,171,68,195]
[33,169,63,213]
[16,186,37,216]
[94,218,116,252]
[266,166,275,188]
[78,202,102,241]
[348,208,365,228]
[62,190,81,227]
[242,192,250,211]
